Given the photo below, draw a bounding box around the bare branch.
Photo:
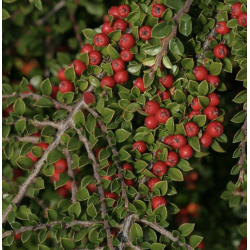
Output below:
[73,125,114,250]
[2,98,84,224]
[2,220,98,238]
[140,218,192,250]
[150,0,194,77]
[63,148,78,203]
[125,242,142,250]
[2,93,72,112]
[3,136,40,144]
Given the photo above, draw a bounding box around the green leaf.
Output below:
[57,52,71,66]
[238,223,247,237]
[34,96,54,108]
[31,177,45,190]
[101,108,115,124]
[190,235,203,248]
[165,117,175,133]
[13,98,26,116]
[2,9,10,20]
[47,209,57,222]
[231,110,246,123]
[211,140,226,153]
[153,181,168,196]
[16,156,34,170]
[38,245,50,250]
[86,203,97,218]
[40,79,52,96]
[151,22,172,38]
[151,243,166,250]
[21,231,32,243]
[232,90,247,104]
[68,202,81,218]
[191,115,206,127]
[179,16,192,36]
[130,223,143,241]
[15,119,26,134]
[64,67,75,82]
[168,168,183,181]
[47,150,63,165]
[89,75,100,87]
[181,58,194,70]
[82,29,97,40]
[162,55,173,69]
[61,238,75,250]
[115,129,131,143]
[178,223,195,237]
[76,187,90,201]
[189,136,200,152]
[236,68,247,81]
[107,44,120,60]
[209,62,222,76]
[73,110,85,127]
[35,0,43,10]
[169,38,184,56]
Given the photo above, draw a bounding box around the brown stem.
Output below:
[2,98,84,224]
[82,101,129,210]
[73,125,114,250]
[140,218,192,250]
[125,242,142,250]
[3,136,40,144]
[232,191,247,197]
[63,148,78,203]
[149,0,194,77]
[2,220,97,238]
[2,93,72,112]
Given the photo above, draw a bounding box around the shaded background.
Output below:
[2,0,246,249]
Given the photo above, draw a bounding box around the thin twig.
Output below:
[3,136,40,144]
[2,93,72,112]
[2,220,97,238]
[82,100,129,210]
[2,98,84,224]
[140,218,192,250]
[35,1,66,26]
[149,0,194,78]
[125,242,142,250]
[63,148,78,203]
[73,125,114,250]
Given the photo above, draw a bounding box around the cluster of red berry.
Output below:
[231,2,247,26]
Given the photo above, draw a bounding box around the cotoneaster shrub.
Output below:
[2,0,247,250]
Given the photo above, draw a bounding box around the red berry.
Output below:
[152,196,167,210]
[155,108,170,123]
[238,237,247,250]
[54,159,67,173]
[50,171,59,182]
[102,21,115,34]
[200,132,213,148]
[193,66,209,81]
[72,60,86,76]
[215,21,230,35]
[81,44,93,53]
[101,174,113,181]
[110,228,118,238]
[94,147,103,158]
[118,4,130,18]
[36,142,49,151]
[231,3,242,18]
[26,151,38,163]
[59,80,74,93]
[153,161,167,177]
[113,19,127,32]
[23,84,34,93]
[165,151,179,167]
[163,135,173,147]
[3,104,14,116]
[238,13,247,27]
[206,121,224,138]
[188,111,200,119]
[14,233,22,241]
[120,49,134,62]
[159,75,174,88]
[65,180,73,190]
[119,34,135,49]
[179,145,193,160]
[133,141,147,153]
[89,50,102,66]
[122,163,133,172]
[101,76,115,89]
[94,33,110,47]
[133,77,146,92]
[13,168,23,181]
[111,59,126,72]
[206,74,220,88]
[104,191,119,206]
[124,178,134,186]
[190,97,202,111]
[148,178,161,192]
[56,186,69,197]
[145,115,158,129]
[114,70,129,84]
[213,44,228,59]
[157,90,171,101]
[108,6,120,20]
[184,122,199,137]
[87,182,97,193]
[207,92,220,106]
[203,106,219,120]
[51,85,59,99]
[83,92,96,105]
[139,25,152,40]
[172,134,187,149]
[151,4,166,18]
[144,101,160,115]
[57,68,67,81]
